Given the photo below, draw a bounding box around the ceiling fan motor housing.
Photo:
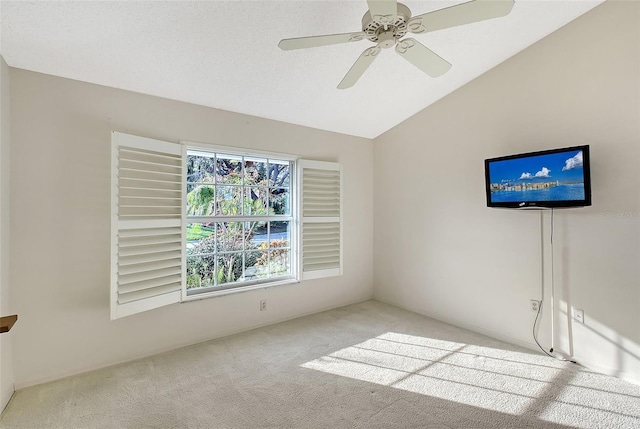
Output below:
[362,3,412,45]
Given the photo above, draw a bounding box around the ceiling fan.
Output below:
[278,0,515,89]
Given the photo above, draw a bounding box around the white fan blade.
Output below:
[395,38,451,78]
[367,0,398,25]
[279,32,365,50]
[408,0,515,34]
[337,45,382,89]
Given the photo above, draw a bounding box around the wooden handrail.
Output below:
[0,315,17,333]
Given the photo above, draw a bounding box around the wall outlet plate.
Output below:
[574,308,584,323]
[530,299,540,313]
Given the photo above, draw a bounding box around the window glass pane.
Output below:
[253,249,270,276]
[244,159,268,186]
[216,186,243,215]
[186,254,215,289]
[187,185,215,216]
[245,187,268,215]
[217,222,244,252]
[186,222,216,290]
[217,253,243,284]
[268,160,290,187]
[216,154,242,185]
[270,188,289,215]
[269,221,290,248]
[246,221,268,250]
[243,251,267,281]
[186,222,215,244]
[187,152,216,183]
[268,249,290,276]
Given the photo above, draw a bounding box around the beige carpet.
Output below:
[1,300,639,428]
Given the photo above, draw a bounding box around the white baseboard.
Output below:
[577,357,640,385]
[1,382,14,415]
[374,297,551,354]
[15,295,373,390]
[374,297,640,386]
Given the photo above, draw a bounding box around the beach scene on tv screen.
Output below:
[489,150,585,203]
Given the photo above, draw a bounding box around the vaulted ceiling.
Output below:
[0,0,603,138]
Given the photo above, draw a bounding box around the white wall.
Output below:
[9,69,374,388]
[0,56,14,410]
[373,1,640,383]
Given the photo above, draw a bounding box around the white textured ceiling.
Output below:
[0,0,603,139]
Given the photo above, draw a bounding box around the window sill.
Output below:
[182,277,299,302]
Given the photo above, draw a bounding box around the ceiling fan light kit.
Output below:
[361,3,412,45]
[278,0,515,89]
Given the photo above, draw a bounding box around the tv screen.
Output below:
[485,145,591,209]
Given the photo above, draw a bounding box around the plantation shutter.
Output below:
[111,132,185,320]
[299,160,343,280]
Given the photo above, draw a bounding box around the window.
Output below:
[185,149,295,295]
[111,132,342,320]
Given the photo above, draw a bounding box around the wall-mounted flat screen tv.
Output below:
[485,145,591,209]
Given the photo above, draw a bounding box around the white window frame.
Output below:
[181,142,299,300]
[111,132,342,319]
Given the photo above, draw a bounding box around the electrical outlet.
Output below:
[574,308,584,324]
[260,300,267,311]
[530,299,540,313]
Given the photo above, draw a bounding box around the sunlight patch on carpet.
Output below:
[537,371,640,428]
[301,332,640,427]
[301,332,557,414]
